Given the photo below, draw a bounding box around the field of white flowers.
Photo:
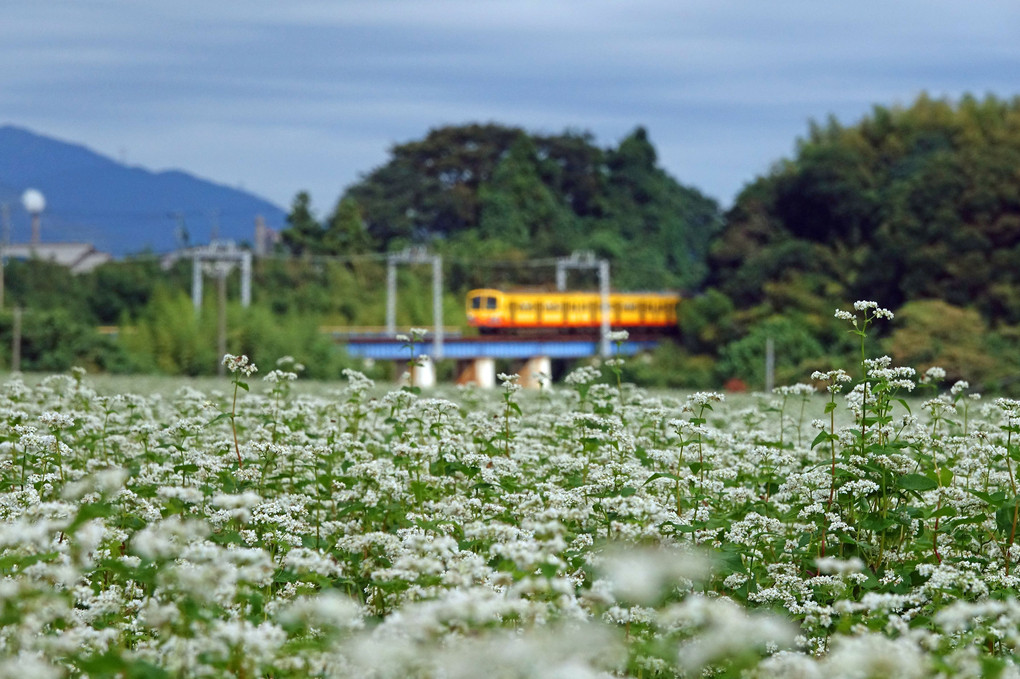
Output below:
[3,302,1020,678]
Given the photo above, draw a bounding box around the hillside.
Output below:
[0,125,287,256]
[285,123,724,292]
[692,93,1020,388]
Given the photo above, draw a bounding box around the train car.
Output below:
[466,288,680,333]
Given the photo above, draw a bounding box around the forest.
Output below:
[4,92,1020,391]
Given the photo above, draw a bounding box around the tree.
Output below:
[346,123,528,245]
[709,93,1020,325]
[478,136,578,256]
[885,300,997,386]
[280,192,323,255]
[336,123,721,292]
[323,198,374,255]
[596,127,723,290]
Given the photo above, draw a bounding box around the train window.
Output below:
[486,297,497,309]
[546,303,560,310]
[624,303,636,311]
[520,302,533,310]
[471,297,482,309]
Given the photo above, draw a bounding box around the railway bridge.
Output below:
[339,333,660,388]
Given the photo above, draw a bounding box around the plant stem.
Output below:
[231,381,243,468]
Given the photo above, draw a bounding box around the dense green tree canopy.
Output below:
[709,93,1020,324]
[284,123,723,291]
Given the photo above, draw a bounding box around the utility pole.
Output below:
[432,254,444,360]
[385,247,444,359]
[172,211,189,249]
[190,241,252,374]
[191,241,252,313]
[598,258,611,358]
[210,208,221,242]
[217,270,228,376]
[254,215,267,256]
[556,251,613,357]
[11,307,21,372]
[0,203,9,309]
[386,258,398,335]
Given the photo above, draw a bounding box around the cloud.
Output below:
[2,0,1019,208]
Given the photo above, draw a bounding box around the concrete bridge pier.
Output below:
[402,356,436,389]
[455,357,496,388]
[519,355,551,389]
[344,334,662,389]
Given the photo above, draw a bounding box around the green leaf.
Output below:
[945,513,988,530]
[236,380,250,391]
[811,430,832,449]
[644,472,682,485]
[538,562,560,579]
[996,503,1019,536]
[659,521,698,534]
[0,550,59,573]
[860,515,897,532]
[206,412,231,426]
[897,474,937,491]
[937,467,954,487]
[969,488,1008,506]
[67,502,115,533]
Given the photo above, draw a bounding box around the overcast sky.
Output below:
[3,1,1018,216]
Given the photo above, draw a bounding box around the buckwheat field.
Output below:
[3,303,1020,677]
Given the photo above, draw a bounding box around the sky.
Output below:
[2,0,1019,216]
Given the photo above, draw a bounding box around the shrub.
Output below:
[718,314,826,389]
[885,299,998,386]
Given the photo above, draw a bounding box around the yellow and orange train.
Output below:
[466,288,680,332]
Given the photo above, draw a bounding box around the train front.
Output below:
[466,289,506,330]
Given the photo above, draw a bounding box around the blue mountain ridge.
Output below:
[0,125,288,256]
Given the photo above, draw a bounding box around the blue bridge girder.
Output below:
[343,337,660,361]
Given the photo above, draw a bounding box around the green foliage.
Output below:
[226,304,354,380]
[287,122,722,292]
[120,287,362,379]
[85,258,187,324]
[3,258,94,323]
[711,93,1020,324]
[120,287,215,375]
[718,315,827,389]
[280,191,324,255]
[478,136,580,256]
[677,289,738,354]
[885,299,1004,387]
[621,342,719,389]
[322,197,374,255]
[596,127,723,290]
[0,307,131,372]
[14,101,1020,390]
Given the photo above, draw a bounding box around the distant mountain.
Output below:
[0,125,288,256]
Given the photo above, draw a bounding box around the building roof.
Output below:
[4,242,113,274]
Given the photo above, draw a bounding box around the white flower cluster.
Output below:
[221,353,258,377]
[0,343,1017,677]
[835,300,895,324]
